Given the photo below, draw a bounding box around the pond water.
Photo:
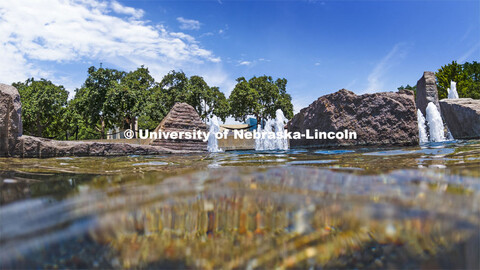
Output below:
[0,141,479,269]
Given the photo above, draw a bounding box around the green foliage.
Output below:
[105,66,160,131]
[159,70,229,121]
[158,70,190,113]
[435,61,479,99]
[15,66,294,140]
[13,78,68,138]
[74,66,125,138]
[228,76,294,124]
[228,77,259,122]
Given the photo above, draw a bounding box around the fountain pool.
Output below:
[1,140,479,269]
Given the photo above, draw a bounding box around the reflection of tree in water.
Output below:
[0,172,94,205]
[90,189,479,269]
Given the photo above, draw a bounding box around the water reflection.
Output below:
[1,167,479,269]
[0,141,479,269]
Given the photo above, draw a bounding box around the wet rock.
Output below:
[439,98,480,139]
[0,84,23,157]
[287,89,418,147]
[12,135,177,158]
[416,71,441,117]
[149,102,208,151]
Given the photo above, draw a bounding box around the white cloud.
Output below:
[177,17,201,30]
[238,61,251,66]
[314,62,321,66]
[111,0,143,19]
[0,0,222,91]
[365,43,408,93]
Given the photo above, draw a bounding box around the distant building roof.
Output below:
[220,124,249,132]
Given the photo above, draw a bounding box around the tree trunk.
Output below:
[130,116,136,138]
[100,118,105,139]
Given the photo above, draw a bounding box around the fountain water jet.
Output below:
[426,102,446,142]
[207,116,223,152]
[255,109,289,151]
[447,81,459,99]
[417,109,429,144]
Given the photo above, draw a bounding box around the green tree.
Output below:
[228,75,294,124]
[436,61,469,99]
[13,78,68,138]
[62,98,99,140]
[209,87,230,122]
[105,66,157,132]
[274,78,294,119]
[158,70,190,113]
[74,66,125,138]
[462,61,480,99]
[228,77,259,122]
[158,70,229,121]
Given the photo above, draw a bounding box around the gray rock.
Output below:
[439,98,480,139]
[287,89,418,147]
[0,84,23,157]
[416,71,440,116]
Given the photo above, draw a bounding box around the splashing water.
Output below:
[274,109,289,150]
[207,115,223,152]
[426,102,445,142]
[255,109,289,151]
[447,81,459,99]
[417,109,428,144]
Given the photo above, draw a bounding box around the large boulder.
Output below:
[416,71,441,116]
[149,102,208,151]
[11,135,176,158]
[0,84,23,157]
[439,98,480,139]
[287,89,418,147]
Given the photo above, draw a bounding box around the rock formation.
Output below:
[149,103,208,151]
[0,84,199,158]
[0,84,23,157]
[439,98,480,139]
[416,71,441,116]
[11,135,173,158]
[287,89,418,147]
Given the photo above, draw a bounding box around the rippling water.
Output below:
[1,141,479,269]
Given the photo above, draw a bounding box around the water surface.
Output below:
[0,140,479,269]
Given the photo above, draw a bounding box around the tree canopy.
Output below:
[13,66,294,141]
[13,78,68,138]
[436,61,479,99]
[74,66,125,138]
[159,71,230,122]
[228,75,294,124]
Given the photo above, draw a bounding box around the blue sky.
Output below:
[1,0,479,121]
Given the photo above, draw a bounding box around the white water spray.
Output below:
[255,109,289,151]
[207,115,223,152]
[447,81,459,99]
[425,102,445,142]
[417,109,428,144]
